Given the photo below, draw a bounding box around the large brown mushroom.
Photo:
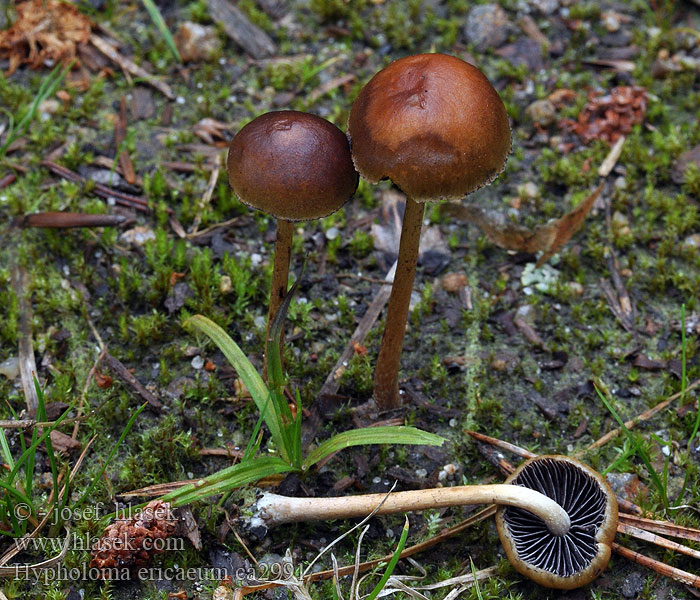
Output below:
[250,455,617,589]
[347,53,511,409]
[227,110,358,372]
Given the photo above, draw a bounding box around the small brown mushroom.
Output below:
[227,110,358,371]
[495,455,618,589]
[250,456,617,588]
[347,53,511,409]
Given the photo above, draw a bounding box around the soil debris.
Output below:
[0,0,91,74]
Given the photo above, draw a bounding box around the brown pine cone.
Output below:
[90,500,178,578]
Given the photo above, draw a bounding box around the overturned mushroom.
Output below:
[251,455,617,588]
[347,53,511,409]
[496,455,618,589]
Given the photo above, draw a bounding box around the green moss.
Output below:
[348,229,373,259]
[683,163,700,199]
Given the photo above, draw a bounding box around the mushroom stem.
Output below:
[254,484,571,536]
[265,218,294,377]
[373,196,424,409]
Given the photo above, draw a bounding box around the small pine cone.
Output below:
[90,500,178,578]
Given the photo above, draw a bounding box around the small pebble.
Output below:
[120,226,156,247]
[517,181,540,200]
[325,227,340,240]
[442,272,467,293]
[601,11,621,32]
[220,275,232,294]
[568,281,584,297]
[530,0,559,14]
[213,585,233,600]
[683,234,700,249]
[442,463,458,476]
[515,303,537,323]
[191,355,204,370]
[0,356,20,380]
[525,99,557,126]
[464,4,513,51]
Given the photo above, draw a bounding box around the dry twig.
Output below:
[90,34,175,99]
[580,377,700,454]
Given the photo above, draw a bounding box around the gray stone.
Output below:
[526,99,557,126]
[530,0,559,15]
[465,4,513,51]
[621,571,645,598]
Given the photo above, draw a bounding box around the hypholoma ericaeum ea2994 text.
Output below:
[347,53,511,410]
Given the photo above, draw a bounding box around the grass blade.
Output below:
[365,516,409,600]
[267,276,302,467]
[595,383,670,510]
[0,62,71,158]
[303,426,444,470]
[34,377,61,526]
[162,455,293,507]
[0,429,14,470]
[185,315,287,462]
[140,0,182,63]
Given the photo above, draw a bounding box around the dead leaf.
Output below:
[49,430,82,453]
[0,0,91,74]
[308,73,356,104]
[547,89,577,105]
[176,506,202,550]
[94,371,113,389]
[193,118,233,145]
[633,354,666,370]
[442,183,603,266]
[352,341,367,356]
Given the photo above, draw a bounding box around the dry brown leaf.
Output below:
[193,118,234,145]
[442,183,603,266]
[0,0,91,74]
[49,430,82,453]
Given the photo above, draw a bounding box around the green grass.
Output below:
[0,378,141,540]
[163,287,444,508]
[0,63,70,160]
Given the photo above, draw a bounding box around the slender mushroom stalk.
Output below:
[268,219,294,349]
[227,111,358,376]
[347,54,511,409]
[255,482,570,536]
[251,456,617,590]
[373,197,424,404]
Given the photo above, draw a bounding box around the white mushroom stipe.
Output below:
[253,484,571,537]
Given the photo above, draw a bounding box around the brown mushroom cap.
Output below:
[495,455,618,590]
[347,53,511,201]
[227,110,358,221]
